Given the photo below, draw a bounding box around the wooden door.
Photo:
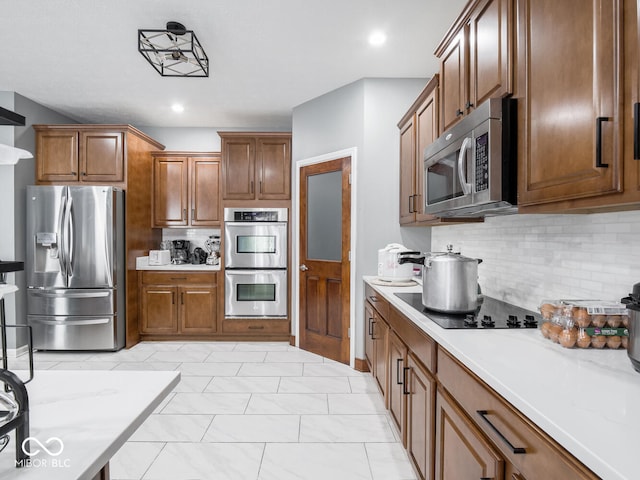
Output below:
[399,115,416,224]
[222,137,256,199]
[257,136,291,199]
[468,0,512,109]
[364,301,375,372]
[153,157,188,227]
[435,388,504,480]
[388,330,407,444]
[299,157,351,364]
[140,285,178,334]
[36,130,79,182]
[415,84,439,223]
[407,354,436,480]
[516,0,622,206]
[439,28,467,132]
[190,156,221,226]
[80,131,124,182]
[180,285,217,334]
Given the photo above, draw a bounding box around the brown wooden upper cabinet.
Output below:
[516,0,640,212]
[152,152,221,228]
[34,126,125,183]
[219,132,291,200]
[398,76,440,225]
[435,0,513,133]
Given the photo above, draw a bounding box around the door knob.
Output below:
[300,264,309,271]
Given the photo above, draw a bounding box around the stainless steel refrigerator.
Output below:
[26,185,125,351]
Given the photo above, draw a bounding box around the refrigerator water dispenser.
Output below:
[34,232,60,272]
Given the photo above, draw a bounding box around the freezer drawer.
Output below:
[27,288,116,316]
[28,315,122,351]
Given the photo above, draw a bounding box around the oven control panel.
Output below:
[224,207,288,223]
[475,132,489,192]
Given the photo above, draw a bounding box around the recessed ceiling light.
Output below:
[171,103,185,113]
[368,30,387,47]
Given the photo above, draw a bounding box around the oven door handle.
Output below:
[457,136,473,195]
[225,270,283,275]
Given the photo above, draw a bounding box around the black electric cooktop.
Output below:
[394,293,541,330]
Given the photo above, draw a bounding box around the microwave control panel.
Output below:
[475,132,489,192]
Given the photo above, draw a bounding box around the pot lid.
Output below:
[428,244,481,264]
[380,243,411,253]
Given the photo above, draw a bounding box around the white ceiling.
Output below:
[0,0,466,128]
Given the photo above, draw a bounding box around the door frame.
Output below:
[293,147,358,367]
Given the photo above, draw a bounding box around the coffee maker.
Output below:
[171,240,190,264]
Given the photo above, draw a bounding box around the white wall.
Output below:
[431,211,640,312]
[292,78,432,360]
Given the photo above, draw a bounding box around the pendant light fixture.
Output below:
[138,21,209,77]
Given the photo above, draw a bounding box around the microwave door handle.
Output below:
[457,137,473,195]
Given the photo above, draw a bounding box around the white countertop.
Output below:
[0,370,179,480]
[136,256,221,271]
[364,276,639,480]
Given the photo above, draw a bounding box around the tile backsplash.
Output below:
[430,211,640,311]
[161,228,221,252]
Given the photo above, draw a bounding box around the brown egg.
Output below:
[606,316,622,328]
[591,335,607,349]
[549,324,563,343]
[540,303,556,320]
[591,315,607,328]
[540,322,552,339]
[559,328,578,348]
[573,308,591,328]
[621,315,630,328]
[576,330,591,348]
[607,336,622,349]
[622,336,629,349]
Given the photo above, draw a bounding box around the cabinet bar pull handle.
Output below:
[181,292,184,305]
[368,296,378,303]
[402,367,410,395]
[171,292,175,304]
[396,358,404,385]
[260,180,263,193]
[634,103,640,160]
[192,208,195,220]
[595,117,610,168]
[477,410,526,454]
[368,317,374,336]
[370,320,377,340]
[456,109,464,117]
[248,325,264,330]
[408,195,414,213]
[183,208,187,220]
[250,181,254,194]
[170,277,187,280]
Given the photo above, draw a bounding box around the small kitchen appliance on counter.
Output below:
[171,240,190,264]
[623,282,640,372]
[377,243,419,282]
[149,249,171,266]
[205,235,221,266]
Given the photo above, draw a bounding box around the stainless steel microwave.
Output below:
[423,97,517,217]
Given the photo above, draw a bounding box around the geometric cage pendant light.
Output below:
[138,21,209,77]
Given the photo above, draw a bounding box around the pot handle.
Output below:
[397,255,425,265]
[477,258,483,264]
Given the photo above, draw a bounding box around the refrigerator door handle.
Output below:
[57,191,68,278]
[65,194,74,277]
[28,290,110,299]
[29,317,111,326]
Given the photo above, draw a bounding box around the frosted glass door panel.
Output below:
[307,170,341,261]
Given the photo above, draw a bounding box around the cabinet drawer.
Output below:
[437,348,598,480]
[388,306,436,373]
[222,319,289,334]
[365,283,389,319]
[141,272,217,285]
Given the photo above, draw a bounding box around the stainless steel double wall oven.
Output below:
[224,208,288,318]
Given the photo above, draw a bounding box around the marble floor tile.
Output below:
[143,442,264,480]
[365,443,417,480]
[49,361,118,370]
[139,342,186,351]
[303,362,366,377]
[110,441,165,480]
[147,350,209,363]
[87,348,155,362]
[153,392,175,413]
[246,393,328,414]
[162,393,251,414]
[33,352,95,362]
[129,414,213,442]
[328,393,387,414]
[205,376,280,393]
[178,342,237,352]
[237,362,303,377]
[348,376,380,393]
[178,362,241,376]
[234,342,291,352]
[278,376,351,394]
[204,350,267,363]
[299,415,396,443]
[112,362,180,372]
[172,375,212,393]
[203,414,300,442]
[258,443,372,480]
[264,350,325,363]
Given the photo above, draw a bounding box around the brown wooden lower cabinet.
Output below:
[372,311,389,400]
[139,272,217,336]
[388,330,408,445]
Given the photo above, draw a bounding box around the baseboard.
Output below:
[354,357,370,372]
[0,344,30,359]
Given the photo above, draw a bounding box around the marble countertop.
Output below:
[136,256,221,271]
[0,370,179,479]
[364,276,639,480]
